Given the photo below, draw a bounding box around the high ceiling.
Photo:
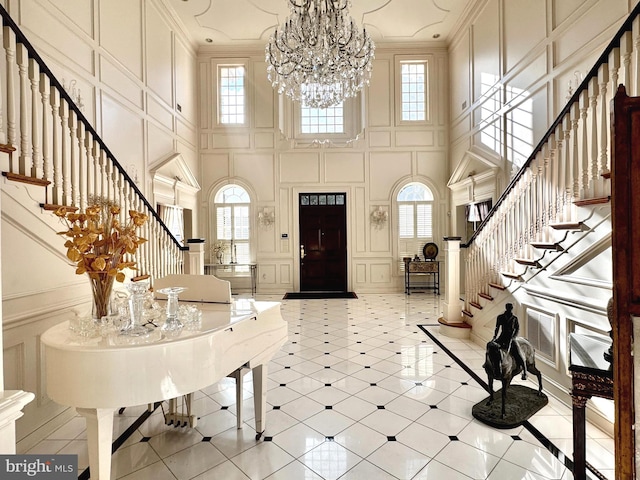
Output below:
[165,0,474,48]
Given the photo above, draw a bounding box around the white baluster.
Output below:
[59,100,71,205]
[620,30,633,90]
[588,77,599,198]
[633,16,640,95]
[598,65,609,195]
[77,120,86,208]
[16,43,30,175]
[579,90,589,199]
[28,58,40,178]
[68,109,78,206]
[50,87,62,204]
[555,124,564,222]
[3,27,16,148]
[562,115,572,221]
[40,73,50,184]
[570,103,580,201]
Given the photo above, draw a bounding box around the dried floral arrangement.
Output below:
[54,197,148,319]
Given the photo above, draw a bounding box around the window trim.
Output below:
[395,55,431,126]
[214,59,249,128]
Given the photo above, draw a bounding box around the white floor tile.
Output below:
[230,441,295,480]
[365,441,430,479]
[164,442,226,480]
[300,440,362,480]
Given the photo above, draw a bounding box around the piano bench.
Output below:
[228,365,251,429]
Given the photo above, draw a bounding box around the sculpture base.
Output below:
[472,385,548,429]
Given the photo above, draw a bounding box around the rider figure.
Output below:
[492,303,527,380]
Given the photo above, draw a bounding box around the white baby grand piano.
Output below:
[41,275,287,480]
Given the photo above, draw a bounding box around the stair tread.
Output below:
[514,258,541,267]
[489,283,506,290]
[574,196,610,206]
[530,242,564,251]
[549,222,584,230]
[438,317,471,328]
[501,272,522,280]
[469,301,482,310]
[3,171,50,187]
[478,292,494,300]
[41,203,78,212]
[461,310,474,319]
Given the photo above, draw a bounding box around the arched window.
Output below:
[213,185,250,264]
[397,182,434,260]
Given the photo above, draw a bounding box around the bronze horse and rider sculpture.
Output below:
[483,303,544,419]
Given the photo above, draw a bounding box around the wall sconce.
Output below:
[257,207,275,228]
[370,205,388,229]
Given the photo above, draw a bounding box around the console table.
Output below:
[205,263,257,295]
[568,333,613,480]
[403,259,439,295]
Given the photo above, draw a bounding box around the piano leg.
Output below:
[252,363,268,440]
[77,407,115,480]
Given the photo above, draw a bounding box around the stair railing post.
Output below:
[185,239,205,275]
[442,237,463,323]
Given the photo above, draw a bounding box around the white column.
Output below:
[0,391,35,453]
[185,239,205,275]
[441,237,463,322]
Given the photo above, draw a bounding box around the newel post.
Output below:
[185,239,205,275]
[442,237,463,322]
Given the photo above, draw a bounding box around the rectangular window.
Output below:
[301,103,344,134]
[219,66,245,124]
[401,62,426,121]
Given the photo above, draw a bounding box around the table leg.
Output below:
[252,363,268,439]
[571,395,588,480]
[77,407,115,480]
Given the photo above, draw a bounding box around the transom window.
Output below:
[400,61,427,122]
[219,66,245,124]
[301,103,344,134]
[214,185,250,265]
[397,183,434,263]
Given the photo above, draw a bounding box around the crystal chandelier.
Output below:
[265,0,375,109]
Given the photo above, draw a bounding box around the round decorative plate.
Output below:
[423,242,438,260]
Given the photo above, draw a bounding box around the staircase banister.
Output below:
[463,0,640,249]
[0,3,186,251]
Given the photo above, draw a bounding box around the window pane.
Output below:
[301,102,344,134]
[219,66,245,124]
[234,205,249,239]
[217,206,232,239]
[400,62,426,122]
[416,204,433,237]
[398,204,414,238]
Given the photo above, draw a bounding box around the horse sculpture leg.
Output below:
[486,373,495,405]
[501,378,509,418]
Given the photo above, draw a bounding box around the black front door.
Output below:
[299,193,347,292]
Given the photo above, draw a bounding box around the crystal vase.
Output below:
[88,272,115,322]
[121,280,151,336]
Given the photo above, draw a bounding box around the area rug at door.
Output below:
[283,292,358,299]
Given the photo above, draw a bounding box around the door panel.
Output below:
[299,194,347,291]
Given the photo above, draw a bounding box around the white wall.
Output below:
[197,47,451,294]
[1,0,198,444]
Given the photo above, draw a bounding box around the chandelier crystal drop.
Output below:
[265,0,375,109]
